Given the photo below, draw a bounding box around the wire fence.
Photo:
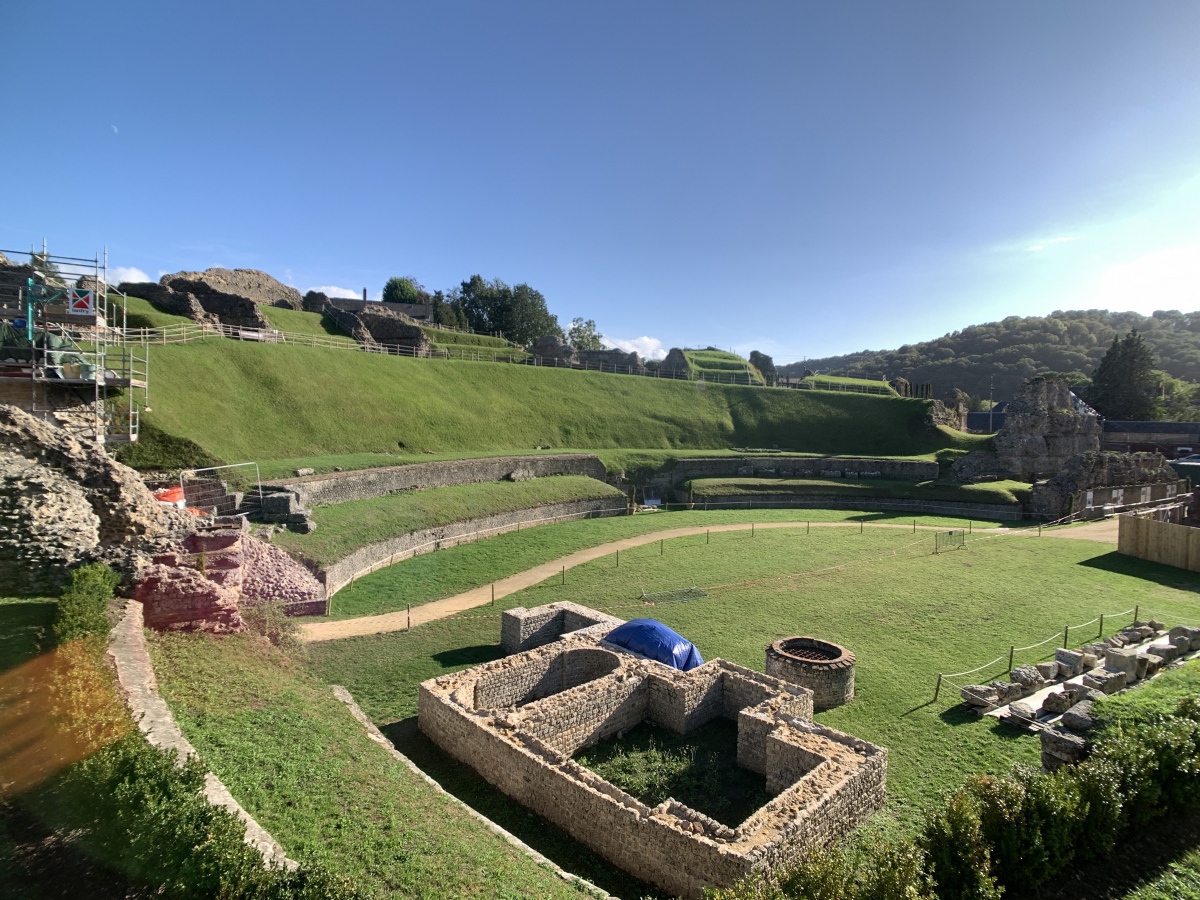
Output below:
[934,605,1141,702]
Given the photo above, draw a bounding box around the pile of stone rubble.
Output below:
[960,621,1200,770]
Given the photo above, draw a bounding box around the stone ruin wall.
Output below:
[419,605,886,899]
[319,497,626,596]
[671,456,939,486]
[266,454,608,508]
[1029,451,1185,520]
[765,638,856,711]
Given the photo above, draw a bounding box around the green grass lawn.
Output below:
[421,327,518,351]
[311,509,1007,621]
[308,527,1200,842]
[801,375,897,395]
[272,476,625,566]
[146,633,596,900]
[117,295,196,329]
[687,476,1031,507]
[258,306,357,343]
[683,349,764,385]
[135,338,988,466]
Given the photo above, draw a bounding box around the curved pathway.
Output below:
[301,517,1116,642]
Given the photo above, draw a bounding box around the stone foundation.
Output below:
[765,637,855,710]
[672,457,938,485]
[419,604,886,899]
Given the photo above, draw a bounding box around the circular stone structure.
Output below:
[765,637,855,710]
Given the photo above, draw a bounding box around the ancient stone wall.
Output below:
[160,268,302,310]
[267,454,608,508]
[684,492,1026,520]
[766,638,856,710]
[659,348,691,377]
[530,336,645,371]
[672,457,938,484]
[119,280,269,330]
[500,601,625,654]
[1029,452,1184,520]
[419,607,885,899]
[320,497,626,596]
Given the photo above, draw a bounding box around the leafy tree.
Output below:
[1086,330,1159,420]
[567,317,604,350]
[749,351,777,386]
[452,275,562,346]
[382,276,423,305]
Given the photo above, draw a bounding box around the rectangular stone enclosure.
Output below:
[418,602,887,898]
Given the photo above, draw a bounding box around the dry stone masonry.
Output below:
[420,601,886,899]
[765,637,855,710]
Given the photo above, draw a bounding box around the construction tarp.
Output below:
[604,619,704,671]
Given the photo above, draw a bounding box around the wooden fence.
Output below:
[1118,514,1200,572]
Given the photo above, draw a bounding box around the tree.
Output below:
[567,318,604,350]
[749,351,777,386]
[1086,330,1159,420]
[382,276,423,305]
[429,290,473,331]
[452,275,561,345]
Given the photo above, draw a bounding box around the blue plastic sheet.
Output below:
[604,619,704,671]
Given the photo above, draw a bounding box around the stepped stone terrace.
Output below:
[418,602,887,898]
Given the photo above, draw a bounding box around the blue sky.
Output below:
[3,2,1198,363]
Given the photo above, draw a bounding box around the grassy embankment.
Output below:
[801,374,897,395]
[300,508,1008,621]
[271,476,625,567]
[682,348,764,385]
[686,477,1031,508]
[128,337,987,467]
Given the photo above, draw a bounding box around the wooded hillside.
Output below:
[782,310,1200,398]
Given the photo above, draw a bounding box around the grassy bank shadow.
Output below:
[381,716,665,900]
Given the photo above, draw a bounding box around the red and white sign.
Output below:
[67,290,95,315]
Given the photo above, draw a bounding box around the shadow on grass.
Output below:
[1011,806,1200,900]
[381,717,666,900]
[430,644,504,668]
[0,602,54,675]
[1079,551,1200,591]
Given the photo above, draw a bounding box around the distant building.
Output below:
[1101,421,1200,457]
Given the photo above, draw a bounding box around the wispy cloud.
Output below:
[1083,242,1200,314]
[110,265,150,284]
[603,335,668,360]
[1027,236,1075,252]
[308,285,362,299]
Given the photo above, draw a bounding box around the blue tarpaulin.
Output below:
[604,619,704,671]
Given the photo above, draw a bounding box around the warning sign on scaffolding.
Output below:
[67,290,95,315]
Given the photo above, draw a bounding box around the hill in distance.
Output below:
[780,309,1200,400]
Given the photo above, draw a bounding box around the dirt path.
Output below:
[300,517,1116,643]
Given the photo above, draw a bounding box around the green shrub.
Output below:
[52,563,120,645]
[241,600,304,652]
[918,791,1002,900]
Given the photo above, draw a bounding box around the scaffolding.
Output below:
[0,244,148,443]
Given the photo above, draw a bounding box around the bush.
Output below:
[919,790,1002,900]
[52,563,121,645]
[241,600,304,652]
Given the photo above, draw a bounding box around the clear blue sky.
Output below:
[3,2,1198,363]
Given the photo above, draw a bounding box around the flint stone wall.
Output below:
[267,454,608,508]
[684,493,1025,520]
[671,457,938,484]
[320,497,625,596]
[419,607,885,899]
[1029,451,1183,520]
[160,268,302,310]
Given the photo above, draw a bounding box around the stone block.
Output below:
[1009,700,1039,722]
[1081,652,1100,670]
[1135,655,1150,680]
[1061,700,1096,732]
[1036,661,1060,681]
[1082,667,1127,695]
[1104,647,1140,681]
[1055,648,1084,677]
[1042,690,1074,715]
[989,681,1024,704]
[295,467,315,476]
[1147,619,1166,632]
[1144,654,1164,676]
[1040,725,1090,770]
[1010,664,1045,696]
[962,684,999,707]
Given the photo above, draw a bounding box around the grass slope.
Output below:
[309,527,1200,839]
[118,295,195,329]
[258,306,357,343]
[272,476,625,566]
[138,338,985,464]
[684,349,764,385]
[687,477,1030,507]
[312,509,1006,621]
[147,633,592,899]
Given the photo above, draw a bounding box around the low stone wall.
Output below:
[683,493,1026,520]
[766,637,855,710]
[672,457,938,485]
[107,600,295,869]
[500,601,624,654]
[321,498,626,596]
[266,454,608,508]
[419,605,886,899]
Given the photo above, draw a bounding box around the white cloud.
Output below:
[603,335,668,360]
[110,265,150,284]
[1027,236,1075,252]
[308,285,363,299]
[1082,242,1200,314]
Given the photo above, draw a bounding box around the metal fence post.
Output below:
[934,674,943,702]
